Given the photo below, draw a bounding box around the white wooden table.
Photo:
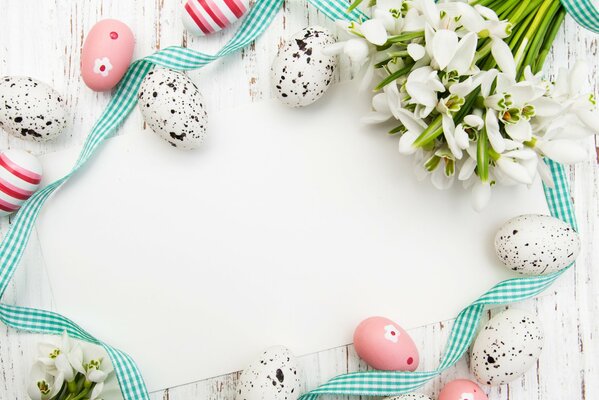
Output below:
[0,1,597,399]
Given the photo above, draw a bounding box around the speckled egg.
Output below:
[384,394,433,400]
[438,379,488,400]
[138,68,207,150]
[0,77,68,142]
[0,149,42,217]
[235,346,301,400]
[353,316,419,371]
[271,26,337,107]
[495,214,580,275]
[471,309,544,386]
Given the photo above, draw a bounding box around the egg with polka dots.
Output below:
[353,316,419,371]
[0,77,68,142]
[235,346,301,400]
[271,26,337,108]
[384,394,433,400]
[138,68,208,150]
[495,214,580,275]
[470,309,544,386]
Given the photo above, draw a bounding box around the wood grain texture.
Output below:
[0,1,597,399]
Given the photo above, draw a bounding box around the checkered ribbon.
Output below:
[0,0,592,399]
[560,0,599,33]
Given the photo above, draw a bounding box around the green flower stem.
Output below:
[386,31,424,45]
[520,0,561,78]
[488,147,501,161]
[513,0,555,74]
[412,115,443,148]
[477,124,490,182]
[374,62,414,90]
[534,8,566,73]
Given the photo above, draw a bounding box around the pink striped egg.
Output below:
[0,150,42,217]
[181,0,250,37]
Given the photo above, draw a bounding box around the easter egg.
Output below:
[271,26,337,107]
[353,316,419,371]
[471,309,543,386]
[81,19,135,92]
[0,77,68,142]
[181,0,250,37]
[438,379,488,400]
[384,394,433,400]
[495,214,580,275]
[138,68,208,150]
[235,346,301,400]
[0,149,42,217]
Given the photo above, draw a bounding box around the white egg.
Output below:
[0,77,68,142]
[235,346,301,400]
[384,394,433,400]
[495,214,580,275]
[271,26,337,107]
[138,68,208,150]
[471,309,543,386]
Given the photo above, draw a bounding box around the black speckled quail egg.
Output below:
[138,68,207,150]
[471,308,544,386]
[495,214,580,275]
[235,346,301,400]
[271,26,337,107]
[0,76,68,141]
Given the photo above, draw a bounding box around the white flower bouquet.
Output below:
[27,333,114,400]
[327,0,598,210]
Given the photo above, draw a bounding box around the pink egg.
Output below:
[181,0,250,37]
[438,379,488,400]
[0,150,42,217]
[353,316,419,371]
[81,19,135,92]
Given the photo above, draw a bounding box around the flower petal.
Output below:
[361,111,392,124]
[443,114,463,159]
[398,130,420,154]
[505,119,532,141]
[408,43,426,61]
[459,156,477,180]
[537,158,555,188]
[485,110,506,153]
[537,140,588,164]
[531,97,563,117]
[471,181,491,211]
[491,37,516,79]
[464,114,483,129]
[497,157,533,184]
[343,39,370,64]
[420,0,441,28]
[432,29,459,70]
[360,19,388,46]
[454,124,470,149]
[406,81,438,108]
[431,162,455,190]
[474,4,499,21]
[447,32,477,74]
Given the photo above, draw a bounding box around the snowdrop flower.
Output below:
[84,357,113,383]
[90,382,105,400]
[27,362,64,400]
[494,148,538,185]
[38,331,83,381]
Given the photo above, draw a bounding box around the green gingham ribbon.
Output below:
[0,0,594,399]
[560,0,599,33]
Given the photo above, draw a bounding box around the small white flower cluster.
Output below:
[27,332,113,400]
[326,0,598,210]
